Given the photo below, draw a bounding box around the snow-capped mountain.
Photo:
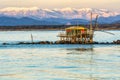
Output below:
[0,7,119,19]
[0,7,120,25]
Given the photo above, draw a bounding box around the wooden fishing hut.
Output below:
[58,26,93,44]
[58,13,95,44]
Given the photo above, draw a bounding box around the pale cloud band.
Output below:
[0,0,119,10]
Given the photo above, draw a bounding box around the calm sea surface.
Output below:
[0,31,120,80]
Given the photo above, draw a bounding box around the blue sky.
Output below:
[0,0,119,10]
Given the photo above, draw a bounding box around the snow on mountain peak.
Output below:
[78,8,92,11]
[0,7,119,20]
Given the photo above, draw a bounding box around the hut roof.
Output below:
[66,26,88,30]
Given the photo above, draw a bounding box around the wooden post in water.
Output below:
[89,12,93,43]
[31,34,33,43]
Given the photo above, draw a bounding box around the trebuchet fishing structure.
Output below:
[57,13,97,44]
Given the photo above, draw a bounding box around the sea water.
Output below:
[0,30,119,43]
[0,31,120,80]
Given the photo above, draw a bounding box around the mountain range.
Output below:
[0,7,120,26]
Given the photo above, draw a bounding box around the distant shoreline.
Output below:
[0,25,120,31]
[0,28,120,31]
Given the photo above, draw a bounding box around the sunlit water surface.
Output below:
[0,31,120,80]
[0,30,119,43]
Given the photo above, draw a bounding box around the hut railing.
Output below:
[57,32,66,37]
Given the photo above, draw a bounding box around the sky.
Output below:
[0,0,120,10]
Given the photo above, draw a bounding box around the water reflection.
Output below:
[64,45,120,80]
[65,47,96,80]
[0,45,120,80]
[67,48,93,54]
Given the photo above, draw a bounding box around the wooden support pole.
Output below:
[31,34,33,43]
